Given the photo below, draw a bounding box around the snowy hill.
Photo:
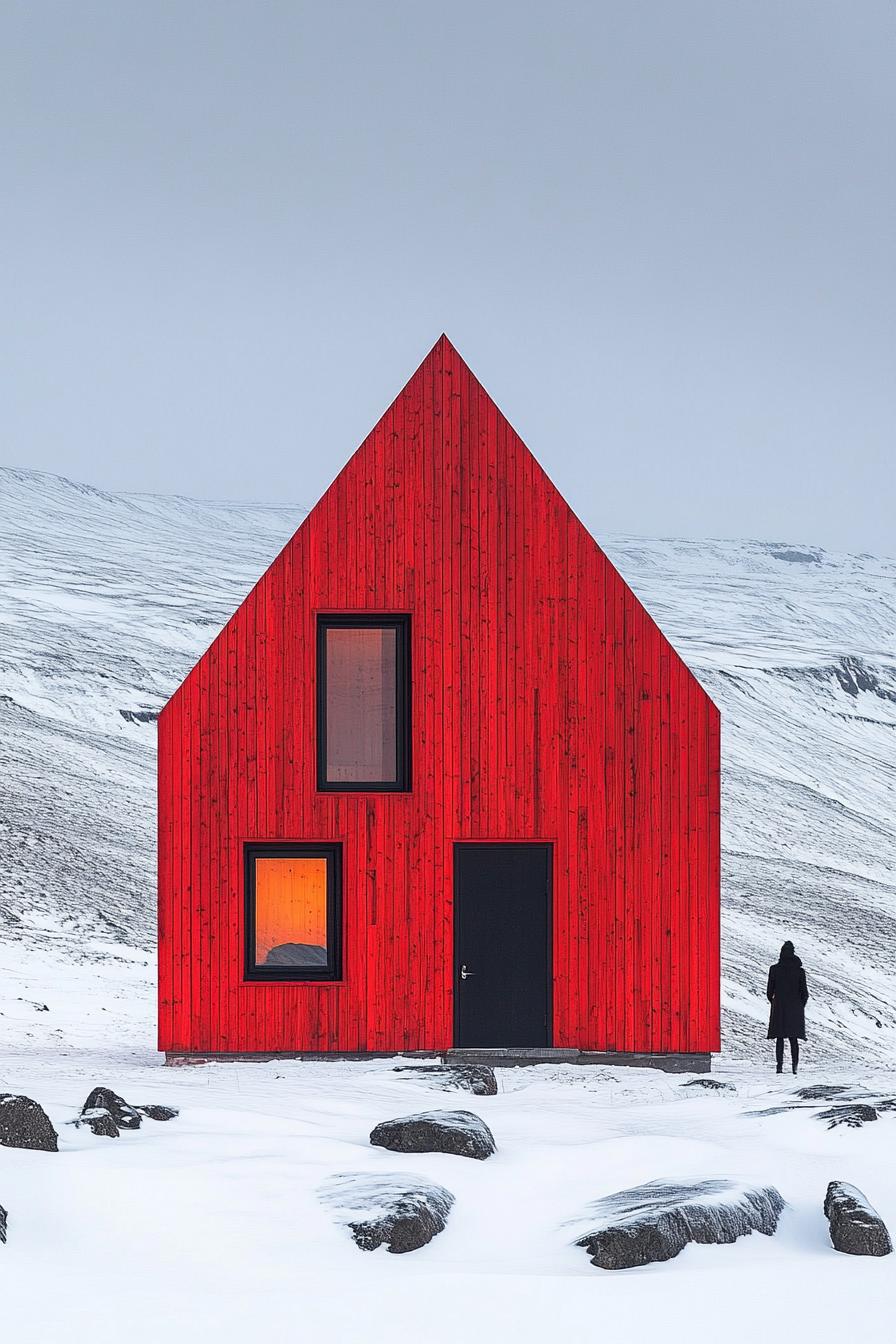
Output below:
[1,465,893,1064]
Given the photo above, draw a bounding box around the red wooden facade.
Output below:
[157,336,720,1056]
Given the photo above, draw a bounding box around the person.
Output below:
[767,941,809,1074]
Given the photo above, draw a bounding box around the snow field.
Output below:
[0,1043,894,1342]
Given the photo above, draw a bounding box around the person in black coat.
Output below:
[767,941,809,1074]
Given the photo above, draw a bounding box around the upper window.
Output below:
[244,843,341,981]
[317,615,411,791]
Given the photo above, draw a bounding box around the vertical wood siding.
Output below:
[158,336,721,1053]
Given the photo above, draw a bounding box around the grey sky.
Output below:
[2,1,893,553]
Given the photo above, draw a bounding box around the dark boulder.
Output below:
[795,1084,853,1101]
[574,1178,785,1270]
[137,1104,179,1122]
[0,1094,58,1152]
[370,1109,495,1160]
[824,1181,892,1256]
[680,1078,735,1092]
[319,1172,454,1253]
[0,1203,6,1244]
[82,1088,142,1130]
[817,1104,878,1130]
[393,1065,498,1096]
[79,1107,119,1138]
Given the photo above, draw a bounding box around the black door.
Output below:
[454,844,551,1048]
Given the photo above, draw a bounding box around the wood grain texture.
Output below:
[157,335,721,1054]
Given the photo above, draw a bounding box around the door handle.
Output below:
[460,964,475,980]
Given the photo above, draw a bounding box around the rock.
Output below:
[370,1109,496,1160]
[81,1088,142,1130]
[744,1104,805,1118]
[574,1178,785,1270]
[319,1172,454,1253]
[824,1181,892,1256]
[0,1094,58,1152]
[137,1104,179,1121]
[79,1107,119,1138]
[393,1065,498,1096]
[817,1103,878,1129]
[795,1084,853,1101]
[0,1204,6,1243]
[680,1078,734,1092]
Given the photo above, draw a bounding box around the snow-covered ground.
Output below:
[1,465,894,1339]
[1,465,894,1063]
[1,990,894,1342]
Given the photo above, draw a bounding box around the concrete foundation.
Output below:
[166,1048,711,1072]
[445,1048,711,1072]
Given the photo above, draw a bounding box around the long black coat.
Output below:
[767,957,809,1039]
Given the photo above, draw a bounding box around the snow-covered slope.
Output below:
[1,466,893,1063]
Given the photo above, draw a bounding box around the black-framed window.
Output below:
[244,843,342,981]
[317,615,411,791]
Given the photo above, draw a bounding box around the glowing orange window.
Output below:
[245,844,341,980]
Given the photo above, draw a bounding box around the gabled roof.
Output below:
[163,334,715,713]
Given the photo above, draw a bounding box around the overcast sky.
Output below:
[2,2,893,552]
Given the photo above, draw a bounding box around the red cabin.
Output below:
[158,336,720,1066]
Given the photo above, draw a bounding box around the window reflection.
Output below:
[324,625,398,783]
